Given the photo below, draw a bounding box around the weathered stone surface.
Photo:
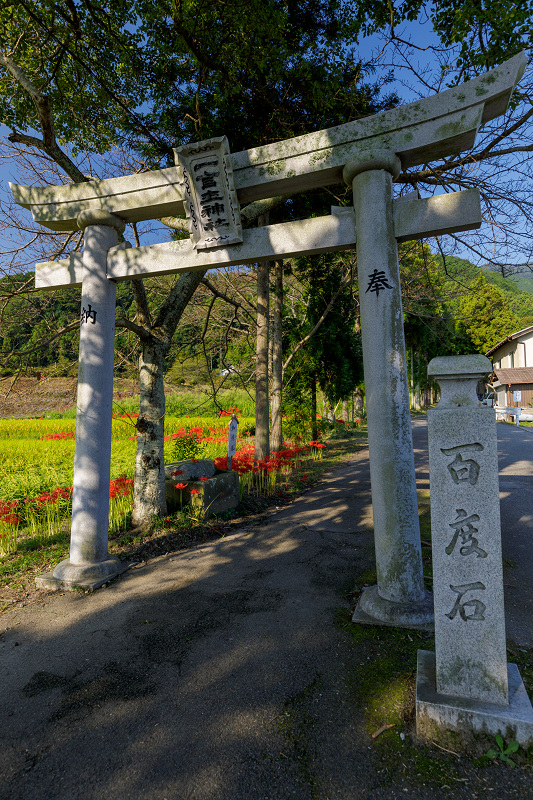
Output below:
[11,54,525,230]
[35,252,84,289]
[62,223,118,574]
[174,136,243,250]
[10,166,186,231]
[352,585,434,630]
[165,459,216,481]
[416,650,533,753]
[232,54,524,202]
[350,164,432,628]
[36,190,481,288]
[427,355,508,705]
[394,188,481,242]
[40,558,131,592]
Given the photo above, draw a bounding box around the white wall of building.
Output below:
[491,328,533,368]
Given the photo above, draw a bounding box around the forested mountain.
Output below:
[2,249,531,380]
[481,264,533,297]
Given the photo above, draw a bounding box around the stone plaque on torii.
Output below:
[10,54,526,621]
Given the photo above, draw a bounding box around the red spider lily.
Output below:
[200,476,210,482]
[4,514,19,525]
[190,488,200,496]
[171,469,184,477]
[40,431,75,440]
[36,493,54,503]
[302,473,308,481]
[174,482,188,490]
[109,475,134,499]
[217,406,241,418]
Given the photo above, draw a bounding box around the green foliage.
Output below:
[430,0,533,74]
[417,254,533,357]
[486,734,520,766]
[170,430,200,462]
[284,252,363,435]
[401,243,462,358]
[0,273,136,373]
[0,0,396,165]
[357,0,531,75]
[457,274,521,352]
[165,388,256,418]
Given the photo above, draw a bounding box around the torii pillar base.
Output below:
[353,585,434,631]
[36,557,131,593]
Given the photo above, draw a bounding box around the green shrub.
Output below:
[170,430,200,461]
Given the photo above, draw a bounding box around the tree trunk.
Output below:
[131,270,206,526]
[354,388,364,417]
[255,213,270,461]
[270,259,283,453]
[311,375,318,440]
[342,399,349,424]
[410,345,415,409]
[132,337,168,526]
[415,351,421,410]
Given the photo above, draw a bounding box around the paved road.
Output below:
[0,419,531,800]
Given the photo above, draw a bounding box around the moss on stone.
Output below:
[309,148,333,165]
[258,159,286,177]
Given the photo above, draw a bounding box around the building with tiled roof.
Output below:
[486,326,533,411]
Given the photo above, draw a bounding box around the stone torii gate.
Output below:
[11,54,525,626]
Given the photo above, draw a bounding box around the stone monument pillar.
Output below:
[416,355,533,750]
[44,210,128,590]
[345,153,433,629]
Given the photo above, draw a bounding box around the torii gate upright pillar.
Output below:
[345,153,433,628]
[45,210,128,590]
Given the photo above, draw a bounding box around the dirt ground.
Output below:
[0,375,178,418]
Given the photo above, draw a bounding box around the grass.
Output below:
[0,415,258,503]
[0,420,368,609]
[50,387,258,419]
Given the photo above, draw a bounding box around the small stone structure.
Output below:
[165,459,239,519]
[416,355,533,751]
[165,459,216,481]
